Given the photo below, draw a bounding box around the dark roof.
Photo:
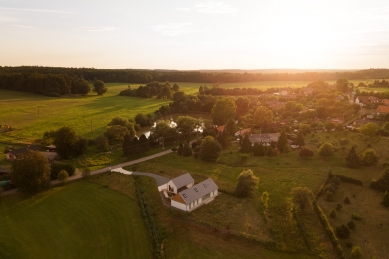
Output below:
[9,145,43,156]
[170,173,194,189]
[179,178,218,204]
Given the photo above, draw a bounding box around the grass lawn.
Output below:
[0,180,152,259]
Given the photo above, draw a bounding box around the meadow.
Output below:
[0,179,152,259]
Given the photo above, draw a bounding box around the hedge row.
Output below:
[328,172,363,186]
[312,201,345,259]
[136,184,166,259]
[218,188,235,196]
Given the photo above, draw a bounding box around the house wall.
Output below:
[168,181,178,194]
[171,200,187,211]
[6,153,14,160]
[158,183,168,192]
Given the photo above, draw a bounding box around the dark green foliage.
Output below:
[253,142,266,156]
[51,162,75,180]
[93,80,107,95]
[345,146,361,168]
[276,129,288,153]
[199,136,222,163]
[360,148,379,166]
[382,191,389,207]
[266,146,276,157]
[138,134,149,153]
[95,135,109,151]
[215,129,230,149]
[328,172,363,186]
[318,142,333,157]
[344,196,351,204]
[122,134,133,157]
[11,150,51,194]
[370,168,389,192]
[347,220,356,230]
[211,97,237,125]
[54,126,87,159]
[177,143,183,156]
[299,146,314,158]
[336,224,350,239]
[135,113,154,126]
[240,133,252,153]
[295,130,305,146]
[235,169,259,198]
[352,213,362,220]
[336,203,343,211]
[329,209,336,218]
[290,187,313,210]
[182,141,192,157]
[225,118,236,137]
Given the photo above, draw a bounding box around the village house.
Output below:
[376,105,389,115]
[235,128,251,137]
[5,145,57,162]
[381,99,389,106]
[159,173,218,212]
[355,96,380,107]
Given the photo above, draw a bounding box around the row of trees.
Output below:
[119,81,179,99]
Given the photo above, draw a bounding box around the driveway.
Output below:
[112,167,169,186]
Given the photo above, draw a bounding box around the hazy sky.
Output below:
[1,0,388,69]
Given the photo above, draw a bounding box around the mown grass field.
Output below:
[0,180,152,259]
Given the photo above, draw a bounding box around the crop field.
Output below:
[0,180,152,259]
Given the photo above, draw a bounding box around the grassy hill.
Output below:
[0,179,152,259]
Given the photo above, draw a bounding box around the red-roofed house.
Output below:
[234,128,251,137]
[377,105,389,115]
[381,99,389,106]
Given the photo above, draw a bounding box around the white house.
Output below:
[171,178,218,212]
[166,173,194,194]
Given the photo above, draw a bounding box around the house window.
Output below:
[194,188,198,192]
[183,194,187,198]
[203,184,207,188]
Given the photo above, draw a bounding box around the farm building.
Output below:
[5,145,57,162]
[159,173,218,212]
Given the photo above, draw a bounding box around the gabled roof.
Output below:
[9,145,43,156]
[178,178,218,205]
[235,128,251,136]
[250,133,280,143]
[377,105,389,114]
[381,99,389,105]
[170,173,194,189]
[216,125,226,132]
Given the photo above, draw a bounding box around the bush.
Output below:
[352,213,362,220]
[57,170,69,184]
[51,162,76,180]
[344,196,351,204]
[336,203,343,211]
[336,224,350,238]
[347,220,356,230]
[351,246,362,258]
[324,191,335,202]
[329,209,336,218]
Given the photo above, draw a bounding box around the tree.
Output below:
[135,113,153,126]
[295,130,305,146]
[176,116,198,135]
[51,162,75,180]
[54,126,86,159]
[182,141,192,157]
[95,135,109,151]
[240,132,252,153]
[104,125,130,143]
[172,83,180,91]
[266,146,276,157]
[211,97,237,125]
[336,224,350,238]
[235,96,251,116]
[276,129,288,152]
[324,121,336,132]
[93,80,107,95]
[235,169,259,198]
[336,78,349,93]
[122,133,133,157]
[199,136,222,163]
[252,106,273,128]
[360,148,379,166]
[345,146,361,168]
[283,142,291,154]
[215,129,230,149]
[11,150,50,194]
[138,134,149,153]
[359,122,380,137]
[108,117,136,132]
[253,142,265,156]
[299,124,311,135]
[57,170,69,185]
[150,120,176,139]
[225,118,236,137]
[318,142,333,157]
[77,78,91,95]
[351,246,362,259]
[335,123,344,132]
[290,187,313,210]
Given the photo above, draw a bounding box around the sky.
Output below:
[1,0,389,70]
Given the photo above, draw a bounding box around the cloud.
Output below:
[0,7,78,15]
[148,23,207,36]
[76,27,116,32]
[12,24,33,29]
[176,1,238,14]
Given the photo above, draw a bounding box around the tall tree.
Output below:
[240,133,252,153]
[295,130,305,146]
[277,129,288,153]
[235,96,251,116]
[199,136,222,163]
[359,122,380,137]
[104,125,130,143]
[211,97,237,125]
[225,118,236,137]
[93,80,107,95]
[54,126,86,159]
[252,106,273,129]
[11,150,51,194]
[235,169,259,198]
[176,116,198,136]
[345,146,361,168]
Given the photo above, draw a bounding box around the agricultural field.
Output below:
[0,179,152,259]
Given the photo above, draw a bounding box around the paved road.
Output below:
[112,168,169,186]
[3,148,174,196]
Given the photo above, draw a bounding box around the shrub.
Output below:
[324,191,335,202]
[299,146,314,158]
[336,224,350,238]
[351,246,362,258]
[352,213,362,220]
[51,162,76,180]
[329,209,336,218]
[57,170,69,184]
[344,196,351,204]
[240,153,250,161]
[347,220,356,230]
[360,148,379,167]
[336,203,343,211]
[171,147,177,152]
[318,142,333,157]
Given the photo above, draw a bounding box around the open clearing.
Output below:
[0,180,152,259]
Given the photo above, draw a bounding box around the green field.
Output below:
[0,180,152,259]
